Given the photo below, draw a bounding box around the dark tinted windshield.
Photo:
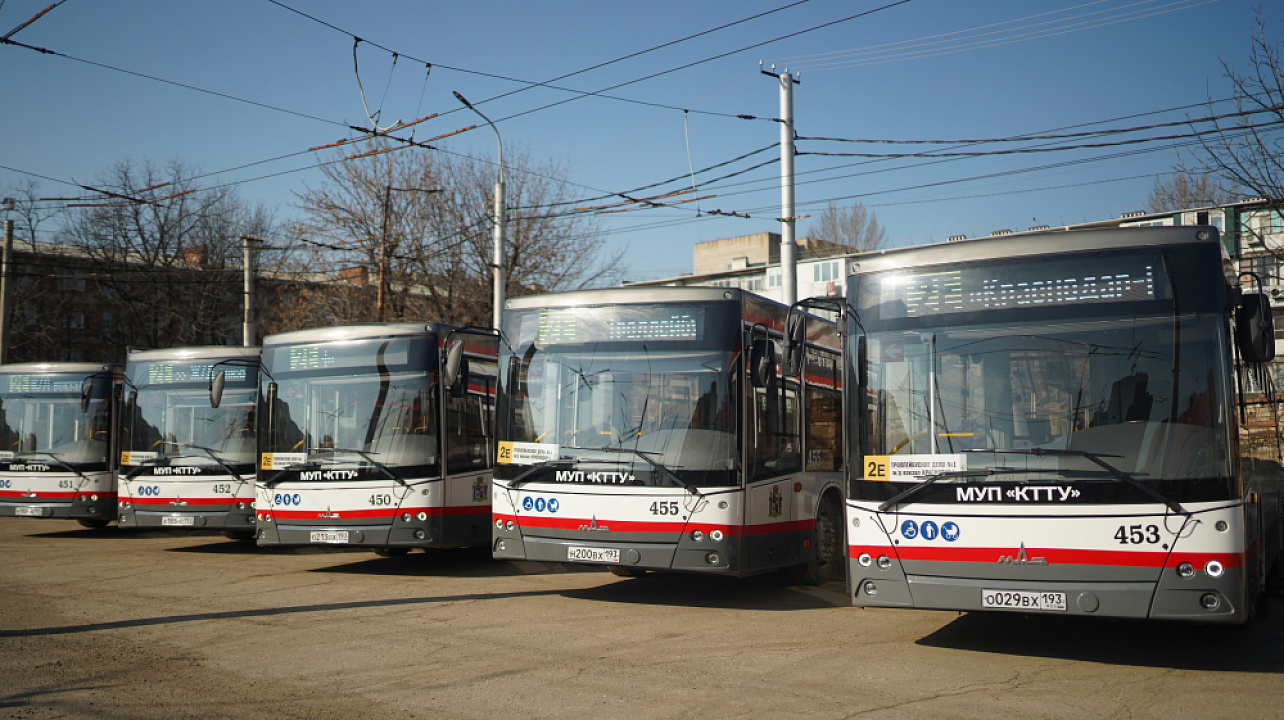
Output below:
[0,372,113,465]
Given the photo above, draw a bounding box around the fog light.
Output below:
[857,553,873,568]
[417,511,427,521]
[1200,593,1221,610]
[413,529,426,540]
[710,529,724,542]
[877,555,892,570]
[691,530,704,542]
[864,581,878,597]
[1177,562,1195,578]
[1205,560,1225,577]
[496,539,506,552]
[705,552,720,565]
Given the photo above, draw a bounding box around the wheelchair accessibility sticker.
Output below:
[901,519,960,542]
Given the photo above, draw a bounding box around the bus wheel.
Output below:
[222,530,256,541]
[609,566,646,578]
[76,519,110,530]
[790,495,844,586]
[373,547,410,558]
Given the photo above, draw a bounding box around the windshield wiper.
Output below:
[14,450,91,485]
[262,460,322,488]
[973,448,1189,516]
[561,445,701,496]
[502,459,574,489]
[308,447,408,487]
[878,467,1055,512]
[180,443,248,483]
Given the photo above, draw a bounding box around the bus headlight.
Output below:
[857,553,873,568]
[401,513,411,522]
[710,529,724,542]
[417,512,427,522]
[1204,560,1225,577]
[506,520,515,532]
[495,518,504,530]
[691,530,704,542]
[90,494,99,501]
[877,555,892,570]
[1176,562,1195,578]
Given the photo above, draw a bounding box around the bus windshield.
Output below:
[856,245,1237,503]
[0,373,113,464]
[262,337,439,476]
[497,304,739,487]
[123,360,258,467]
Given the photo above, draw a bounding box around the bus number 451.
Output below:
[1114,524,1160,545]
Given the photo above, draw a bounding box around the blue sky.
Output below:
[2,0,1279,282]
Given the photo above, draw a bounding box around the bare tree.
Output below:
[1192,8,1284,203]
[1146,171,1234,212]
[807,200,886,253]
[292,139,622,328]
[59,158,274,357]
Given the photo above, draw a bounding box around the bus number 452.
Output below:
[1114,524,1160,545]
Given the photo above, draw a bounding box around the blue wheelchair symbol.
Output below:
[901,520,918,539]
[522,497,533,511]
[941,521,960,542]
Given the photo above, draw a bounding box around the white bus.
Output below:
[491,287,844,582]
[116,346,261,539]
[0,362,122,528]
[841,226,1284,623]
[255,323,498,555]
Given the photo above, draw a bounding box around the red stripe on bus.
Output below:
[268,505,489,520]
[848,544,1244,569]
[493,513,813,537]
[127,497,247,507]
[0,491,115,501]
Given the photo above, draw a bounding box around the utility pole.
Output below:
[764,65,800,305]
[453,90,505,331]
[0,198,15,365]
[241,235,262,347]
[377,184,392,322]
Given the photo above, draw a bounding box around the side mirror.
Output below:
[443,341,466,391]
[781,312,806,378]
[209,369,226,409]
[1237,293,1276,363]
[450,358,470,398]
[748,338,776,388]
[80,378,94,413]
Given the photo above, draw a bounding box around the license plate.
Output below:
[162,515,195,527]
[567,546,620,563]
[981,589,1067,612]
[15,506,45,517]
[310,530,350,544]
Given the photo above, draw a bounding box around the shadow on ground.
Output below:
[917,597,1284,672]
[560,570,847,611]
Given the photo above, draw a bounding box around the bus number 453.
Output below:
[1114,524,1160,545]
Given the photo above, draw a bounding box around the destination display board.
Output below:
[531,306,706,345]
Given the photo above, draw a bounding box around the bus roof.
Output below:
[507,285,762,311]
[261,322,451,348]
[126,346,261,363]
[0,362,120,375]
[855,226,1223,275]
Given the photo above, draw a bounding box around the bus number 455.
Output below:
[1114,524,1160,545]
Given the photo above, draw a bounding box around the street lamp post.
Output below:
[0,197,15,365]
[453,90,505,332]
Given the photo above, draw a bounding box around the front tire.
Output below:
[373,547,410,558]
[790,495,844,586]
[76,519,110,529]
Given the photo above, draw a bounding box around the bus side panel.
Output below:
[257,480,442,547]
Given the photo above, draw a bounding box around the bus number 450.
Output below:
[1114,524,1160,545]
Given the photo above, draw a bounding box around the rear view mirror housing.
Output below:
[1237,293,1275,363]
